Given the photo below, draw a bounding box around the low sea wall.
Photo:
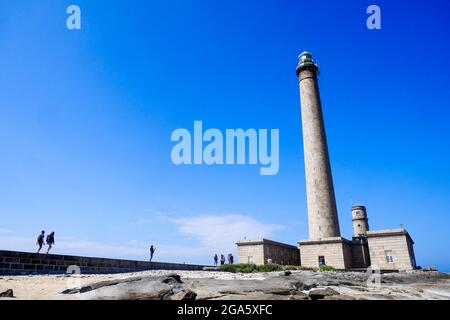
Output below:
[0,250,206,275]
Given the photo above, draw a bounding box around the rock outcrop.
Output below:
[0,289,15,298]
[60,270,450,300]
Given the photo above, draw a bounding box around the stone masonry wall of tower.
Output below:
[297,53,341,240]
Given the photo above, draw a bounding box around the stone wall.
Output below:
[299,237,352,269]
[236,242,265,265]
[350,240,371,268]
[366,229,416,270]
[0,250,206,275]
[236,239,300,266]
[263,241,300,266]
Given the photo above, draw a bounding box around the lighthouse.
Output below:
[296,52,340,240]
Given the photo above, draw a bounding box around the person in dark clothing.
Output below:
[229,254,234,265]
[220,254,226,265]
[213,254,218,266]
[150,245,156,262]
[46,232,55,254]
[36,230,45,253]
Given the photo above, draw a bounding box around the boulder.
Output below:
[0,289,15,298]
[61,274,187,300]
[308,287,340,300]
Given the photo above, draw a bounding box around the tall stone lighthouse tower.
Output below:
[296,52,340,240]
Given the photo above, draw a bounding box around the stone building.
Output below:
[296,204,417,270]
[366,228,417,270]
[236,239,300,266]
[236,52,417,271]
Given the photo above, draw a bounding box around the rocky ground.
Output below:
[1,269,449,300]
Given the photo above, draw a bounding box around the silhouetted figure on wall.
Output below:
[36,231,45,253]
[150,245,156,262]
[46,232,55,254]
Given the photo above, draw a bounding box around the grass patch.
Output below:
[283,265,318,272]
[319,265,336,272]
[219,263,323,273]
[257,263,284,272]
[219,263,283,273]
[283,265,301,270]
[219,264,257,273]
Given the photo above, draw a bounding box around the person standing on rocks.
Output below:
[214,254,218,266]
[36,230,45,253]
[150,245,156,262]
[46,232,55,254]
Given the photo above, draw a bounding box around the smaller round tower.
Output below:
[352,205,369,237]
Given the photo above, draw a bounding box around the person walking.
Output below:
[46,232,55,254]
[213,254,218,266]
[36,230,45,253]
[149,245,156,262]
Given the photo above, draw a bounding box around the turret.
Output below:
[352,205,369,237]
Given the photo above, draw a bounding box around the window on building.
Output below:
[318,256,326,266]
[385,250,394,263]
[247,256,254,264]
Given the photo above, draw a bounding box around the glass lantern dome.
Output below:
[299,52,314,64]
[296,51,318,75]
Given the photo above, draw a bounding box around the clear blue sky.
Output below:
[0,0,449,270]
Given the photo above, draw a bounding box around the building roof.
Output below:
[298,236,353,246]
[366,228,414,244]
[236,239,299,250]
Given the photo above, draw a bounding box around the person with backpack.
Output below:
[36,230,45,253]
[46,232,55,254]
[149,245,156,262]
[213,254,218,266]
